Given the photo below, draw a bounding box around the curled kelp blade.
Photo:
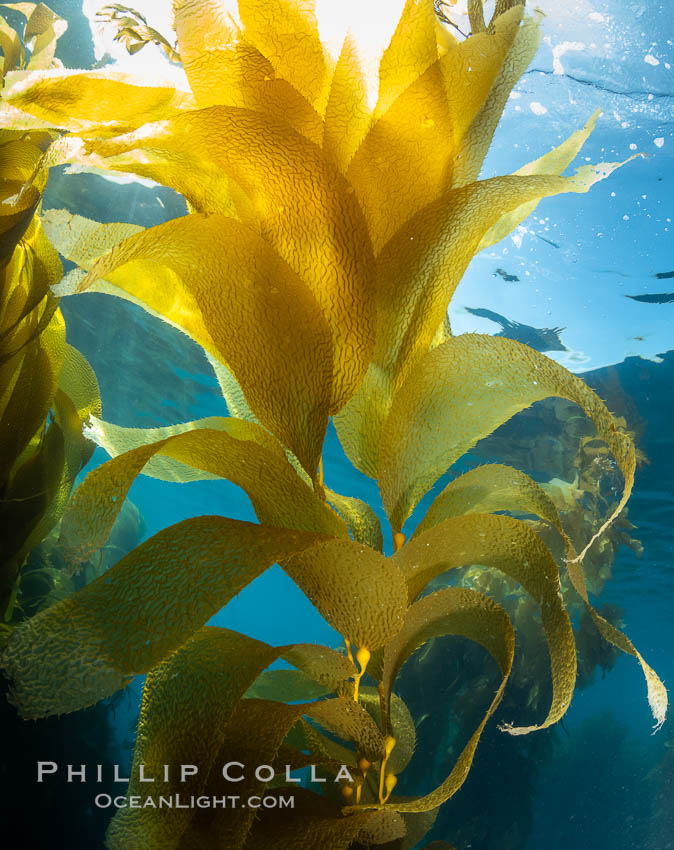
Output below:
[1,516,331,717]
[336,164,625,477]
[105,627,286,850]
[379,334,635,552]
[414,462,570,541]
[350,6,523,253]
[40,208,144,269]
[283,538,408,650]
[0,69,194,135]
[346,590,514,816]
[59,422,347,566]
[244,668,333,702]
[381,586,513,730]
[393,513,576,735]
[81,108,376,416]
[77,213,334,477]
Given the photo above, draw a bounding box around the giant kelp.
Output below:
[0,89,101,621]
[0,2,667,849]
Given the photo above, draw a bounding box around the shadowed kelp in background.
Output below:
[0,1,668,848]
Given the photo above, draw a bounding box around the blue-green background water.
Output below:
[2,1,672,847]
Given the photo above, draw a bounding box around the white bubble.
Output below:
[644,54,660,66]
[530,102,548,116]
[654,137,665,148]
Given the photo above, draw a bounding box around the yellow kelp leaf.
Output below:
[0,14,26,76]
[173,1,323,142]
[323,34,371,175]
[337,166,624,478]
[205,350,258,422]
[307,696,386,762]
[376,0,440,118]
[283,643,357,691]
[245,668,332,701]
[78,214,334,476]
[40,208,143,269]
[380,334,635,544]
[452,9,543,187]
[57,342,101,421]
[325,487,384,551]
[1,516,330,717]
[351,7,522,253]
[399,808,441,850]
[237,0,329,112]
[82,414,270,482]
[415,462,567,540]
[0,304,64,472]
[85,110,375,415]
[23,3,68,71]
[1,69,194,135]
[393,513,575,735]
[283,539,408,650]
[60,423,347,565]
[346,587,514,813]
[105,628,285,850]
[479,109,601,250]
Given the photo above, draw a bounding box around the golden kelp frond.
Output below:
[105,628,286,850]
[282,642,357,691]
[322,34,370,175]
[359,687,417,776]
[237,0,330,112]
[174,0,325,142]
[77,213,334,476]
[59,423,347,567]
[284,539,407,650]
[350,6,523,254]
[377,0,442,117]
[84,109,375,417]
[0,69,194,135]
[452,8,543,187]
[0,2,67,76]
[379,334,635,540]
[0,13,26,77]
[1,517,332,717]
[414,462,569,541]
[40,208,144,269]
[325,487,384,551]
[336,162,622,478]
[394,513,576,734]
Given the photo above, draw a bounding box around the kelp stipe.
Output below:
[0,2,667,848]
